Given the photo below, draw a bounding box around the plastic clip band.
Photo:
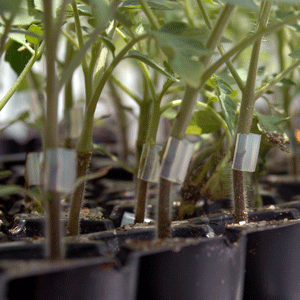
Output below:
[71,105,84,139]
[65,105,84,139]
[160,137,194,184]
[232,133,261,172]
[26,152,43,186]
[121,212,153,226]
[44,148,77,193]
[138,144,161,183]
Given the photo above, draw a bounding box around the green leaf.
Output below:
[153,21,213,88]
[24,116,44,131]
[162,108,177,120]
[219,94,236,136]
[0,111,30,135]
[0,170,13,179]
[123,50,178,81]
[272,0,300,3]
[202,0,216,4]
[89,0,119,28]
[0,185,23,197]
[208,76,236,136]
[0,0,22,14]
[222,0,258,11]
[5,40,32,75]
[26,24,43,45]
[278,78,295,87]
[119,0,178,10]
[289,48,300,58]
[186,110,221,135]
[0,184,42,203]
[255,112,289,132]
[99,35,115,55]
[77,4,92,15]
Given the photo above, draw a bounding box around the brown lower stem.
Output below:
[134,178,148,223]
[157,177,171,239]
[66,150,92,236]
[232,169,248,223]
[46,191,64,260]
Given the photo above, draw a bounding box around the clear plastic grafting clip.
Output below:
[160,137,194,184]
[43,148,77,193]
[65,105,84,139]
[232,133,261,172]
[138,144,162,183]
[26,152,43,186]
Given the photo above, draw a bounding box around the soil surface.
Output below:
[124,236,202,252]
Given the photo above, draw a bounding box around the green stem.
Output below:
[233,1,272,223]
[166,85,185,94]
[237,1,272,135]
[170,85,199,140]
[196,0,244,91]
[108,79,129,163]
[160,99,181,113]
[146,101,161,145]
[111,75,142,105]
[0,13,15,59]
[136,80,152,170]
[196,0,210,28]
[64,35,75,148]
[146,81,175,145]
[157,4,235,239]
[134,80,176,224]
[202,11,300,85]
[62,29,79,49]
[137,0,160,30]
[217,45,245,91]
[55,0,71,43]
[139,62,157,101]
[42,0,63,260]
[67,34,147,235]
[255,58,300,100]
[184,0,195,27]
[72,1,92,103]
[0,42,45,111]
[77,34,147,152]
[202,4,235,64]
[58,25,105,92]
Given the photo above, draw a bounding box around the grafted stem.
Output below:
[233,1,272,223]
[66,151,92,236]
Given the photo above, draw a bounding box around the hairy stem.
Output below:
[233,1,272,223]
[134,179,149,223]
[157,4,235,238]
[232,170,248,222]
[66,151,92,236]
[64,33,75,148]
[157,177,172,238]
[42,0,63,260]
